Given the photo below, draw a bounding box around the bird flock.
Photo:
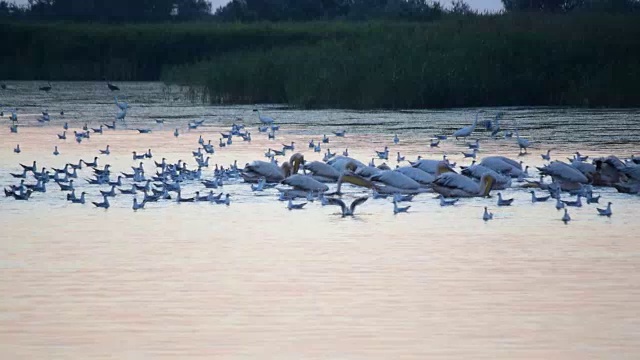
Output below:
[3,83,639,223]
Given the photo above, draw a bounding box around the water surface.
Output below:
[1,82,640,359]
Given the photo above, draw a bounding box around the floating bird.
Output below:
[92,195,110,209]
[39,82,52,92]
[137,129,151,134]
[53,146,59,156]
[439,194,459,206]
[13,144,20,153]
[100,145,110,155]
[107,81,120,91]
[555,196,565,210]
[562,195,582,207]
[529,191,550,203]
[430,139,440,148]
[132,198,146,211]
[322,134,329,144]
[483,206,494,221]
[325,196,368,217]
[496,192,514,206]
[596,202,612,217]
[333,130,346,137]
[397,152,405,162]
[393,200,410,214]
[287,199,307,210]
[174,128,179,137]
[541,149,552,161]
[562,208,571,224]
[393,134,399,144]
[57,131,66,140]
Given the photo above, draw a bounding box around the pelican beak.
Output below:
[482,176,495,197]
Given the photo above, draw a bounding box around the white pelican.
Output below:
[431,162,496,198]
[242,153,304,183]
[478,156,524,178]
[253,109,274,124]
[281,174,329,193]
[538,161,589,190]
[453,110,483,140]
[461,164,511,190]
[596,202,612,217]
[325,196,368,217]
[394,166,435,185]
[368,170,422,192]
[303,161,342,182]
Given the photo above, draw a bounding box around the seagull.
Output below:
[325,196,368,217]
[343,148,349,157]
[397,152,405,162]
[555,197,565,210]
[562,208,571,224]
[515,129,531,154]
[496,192,514,206]
[39,81,52,92]
[483,206,494,221]
[541,149,552,161]
[322,134,329,144]
[393,134,399,144]
[132,198,146,211]
[57,131,66,140]
[174,128,179,137]
[53,146,59,156]
[596,202,612,217]
[562,195,582,207]
[100,145,110,155]
[13,144,20,153]
[333,130,346,137]
[107,81,120,91]
[393,200,410,214]
[92,195,110,209]
[430,139,440,148]
[287,199,307,210]
[529,191,550,203]
[438,194,459,206]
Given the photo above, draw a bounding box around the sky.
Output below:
[10,0,504,13]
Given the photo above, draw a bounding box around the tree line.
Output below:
[1,0,638,22]
[0,0,212,21]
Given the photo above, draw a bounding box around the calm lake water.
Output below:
[1,82,640,359]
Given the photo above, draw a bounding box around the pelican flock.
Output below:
[2,84,637,226]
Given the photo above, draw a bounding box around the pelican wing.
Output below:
[395,166,435,184]
[538,161,588,183]
[410,159,442,174]
[479,156,523,177]
[303,161,341,180]
[433,173,480,194]
[281,174,329,192]
[327,156,367,171]
[370,171,421,190]
[244,161,284,182]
